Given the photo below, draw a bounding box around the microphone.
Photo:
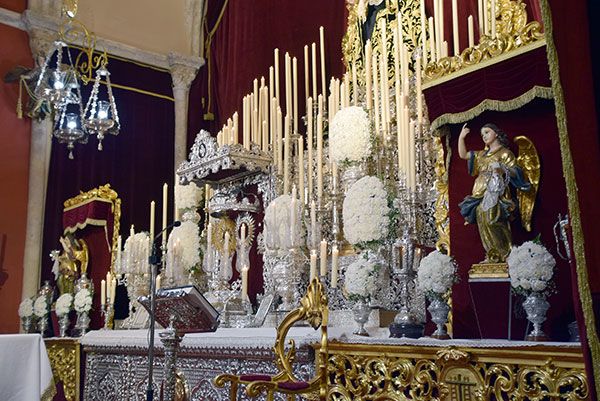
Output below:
[148,220,181,266]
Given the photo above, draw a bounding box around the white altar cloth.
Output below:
[0,334,55,401]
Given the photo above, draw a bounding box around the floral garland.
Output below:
[417,250,458,298]
[507,241,556,294]
[329,106,372,165]
[175,182,203,211]
[33,295,49,318]
[18,298,34,318]
[74,288,93,313]
[55,293,73,317]
[344,256,379,301]
[167,220,201,275]
[342,176,390,246]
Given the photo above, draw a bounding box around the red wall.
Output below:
[0,22,33,333]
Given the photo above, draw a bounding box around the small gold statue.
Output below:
[56,234,89,295]
[458,123,539,271]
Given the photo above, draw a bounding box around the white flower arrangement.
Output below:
[344,257,379,301]
[74,288,93,313]
[329,106,372,164]
[167,220,201,276]
[342,176,390,246]
[33,296,49,318]
[417,250,458,297]
[18,298,34,318]
[175,182,203,211]
[55,293,73,317]
[508,241,556,294]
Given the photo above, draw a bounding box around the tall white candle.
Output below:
[149,201,155,241]
[428,17,436,62]
[310,200,317,248]
[331,245,339,288]
[304,45,310,104]
[439,0,445,49]
[319,239,328,277]
[420,0,428,64]
[468,15,475,47]
[293,57,298,133]
[274,48,280,105]
[310,250,317,281]
[352,62,358,106]
[110,277,116,304]
[285,53,291,118]
[365,40,372,110]
[416,57,423,124]
[277,107,283,173]
[478,0,484,35]
[156,274,161,290]
[283,115,291,194]
[241,266,249,300]
[491,0,497,38]
[307,97,313,199]
[298,136,304,204]
[409,119,416,190]
[130,224,135,238]
[101,279,106,306]
[317,111,323,204]
[372,54,380,137]
[290,187,297,246]
[311,42,318,101]
[452,0,459,55]
[319,26,326,101]
[162,183,168,248]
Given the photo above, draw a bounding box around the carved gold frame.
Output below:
[63,183,121,273]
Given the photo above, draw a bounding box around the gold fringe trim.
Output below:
[539,0,600,397]
[430,86,554,130]
[41,378,57,401]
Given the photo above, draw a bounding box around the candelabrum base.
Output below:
[389,322,424,339]
[430,332,451,340]
[525,333,549,342]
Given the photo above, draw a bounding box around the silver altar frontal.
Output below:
[81,328,317,400]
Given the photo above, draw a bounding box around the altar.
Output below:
[73,328,589,400]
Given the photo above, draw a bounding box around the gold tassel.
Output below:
[16,77,24,119]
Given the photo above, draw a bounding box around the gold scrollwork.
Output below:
[424,0,545,83]
[324,343,589,401]
[45,340,80,401]
[434,134,450,254]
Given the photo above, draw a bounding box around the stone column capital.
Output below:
[167,52,203,91]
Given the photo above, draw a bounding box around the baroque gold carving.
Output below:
[469,262,509,279]
[324,343,589,401]
[63,183,121,273]
[46,339,80,401]
[514,135,541,232]
[424,0,545,83]
[434,134,450,253]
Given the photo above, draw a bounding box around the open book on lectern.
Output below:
[138,285,219,334]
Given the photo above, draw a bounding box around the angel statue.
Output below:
[56,234,89,295]
[458,123,540,264]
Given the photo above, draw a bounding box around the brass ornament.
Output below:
[210,217,237,254]
[468,262,509,279]
[424,0,545,83]
[46,339,80,401]
[434,134,450,254]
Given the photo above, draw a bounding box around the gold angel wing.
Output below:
[514,136,541,232]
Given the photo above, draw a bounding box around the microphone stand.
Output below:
[145,221,181,401]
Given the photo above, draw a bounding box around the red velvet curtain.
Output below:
[41,54,175,320]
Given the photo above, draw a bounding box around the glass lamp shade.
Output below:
[97,100,110,120]
[65,113,79,130]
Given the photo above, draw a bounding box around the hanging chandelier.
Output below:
[31,2,120,159]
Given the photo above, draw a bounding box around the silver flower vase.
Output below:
[21,316,34,333]
[523,291,550,341]
[352,300,371,336]
[59,314,70,337]
[75,311,90,336]
[340,163,366,194]
[428,296,450,339]
[38,315,48,337]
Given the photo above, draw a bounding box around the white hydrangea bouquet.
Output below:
[33,295,49,318]
[329,106,373,165]
[342,176,390,248]
[74,288,93,313]
[344,256,380,302]
[55,293,73,317]
[18,298,34,319]
[167,220,201,277]
[417,250,458,299]
[507,240,556,295]
[175,182,203,212]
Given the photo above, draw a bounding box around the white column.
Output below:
[20,28,55,299]
[168,53,203,176]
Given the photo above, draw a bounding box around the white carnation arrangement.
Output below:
[342,176,390,246]
[508,241,556,294]
[33,295,49,318]
[18,298,34,318]
[167,220,201,276]
[329,106,372,164]
[74,288,93,313]
[417,250,458,298]
[344,256,379,301]
[55,293,73,317]
[175,182,203,211]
